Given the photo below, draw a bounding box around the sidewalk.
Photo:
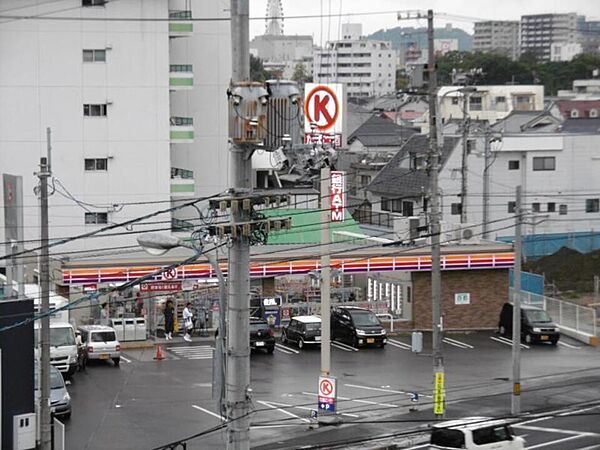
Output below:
[120,328,217,349]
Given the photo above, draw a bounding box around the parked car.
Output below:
[498,303,560,345]
[282,316,321,349]
[430,417,525,449]
[34,322,78,377]
[77,325,121,366]
[35,365,71,420]
[331,306,386,348]
[250,317,275,354]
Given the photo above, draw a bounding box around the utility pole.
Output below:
[460,92,470,224]
[482,128,491,240]
[320,166,331,377]
[38,128,52,450]
[426,10,445,419]
[511,185,522,416]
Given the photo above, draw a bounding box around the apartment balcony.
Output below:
[169,64,193,90]
[169,10,193,36]
[170,117,194,143]
[170,168,195,197]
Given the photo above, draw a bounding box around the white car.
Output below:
[430,417,525,449]
[77,325,121,367]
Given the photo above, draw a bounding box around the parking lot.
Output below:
[63,330,600,449]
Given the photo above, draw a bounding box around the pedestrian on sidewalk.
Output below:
[164,299,175,340]
[182,302,194,342]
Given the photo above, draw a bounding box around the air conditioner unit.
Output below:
[454,223,480,244]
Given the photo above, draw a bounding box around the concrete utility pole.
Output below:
[320,166,331,376]
[512,185,522,416]
[38,128,52,450]
[228,1,252,448]
[482,128,492,240]
[426,10,445,418]
[460,92,470,224]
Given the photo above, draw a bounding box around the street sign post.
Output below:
[317,375,337,413]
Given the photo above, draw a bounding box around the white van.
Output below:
[77,325,121,367]
[430,417,525,450]
[34,322,78,377]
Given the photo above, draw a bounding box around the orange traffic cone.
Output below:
[153,344,165,360]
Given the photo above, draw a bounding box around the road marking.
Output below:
[251,424,305,429]
[443,337,474,349]
[120,355,131,363]
[515,425,600,437]
[275,343,300,354]
[274,346,293,354]
[301,391,398,408]
[525,434,585,449]
[257,400,310,423]
[266,400,359,418]
[332,341,358,352]
[490,336,529,349]
[403,445,429,450]
[170,346,213,360]
[192,404,225,421]
[344,383,433,399]
[387,339,411,350]
[559,341,581,349]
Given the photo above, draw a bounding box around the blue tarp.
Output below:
[497,231,600,259]
[509,270,544,295]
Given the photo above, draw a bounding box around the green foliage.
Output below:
[250,54,270,82]
[436,51,600,95]
[291,63,311,83]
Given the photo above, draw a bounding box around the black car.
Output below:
[331,306,387,348]
[250,318,275,353]
[498,303,560,345]
[282,316,321,349]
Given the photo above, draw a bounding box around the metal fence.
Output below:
[510,288,598,337]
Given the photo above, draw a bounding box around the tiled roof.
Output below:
[348,115,418,147]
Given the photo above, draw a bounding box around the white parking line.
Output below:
[344,383,433,399]
[120,355,131,363]
[332,341,358,352]
[192,404,225,421]
[387,339,411,350]
[443,337,474,349]
[301,391,398,409]
[274,346,293,355]
[526,435,585,449]
[559,341,581,349]
[490,336,529,349]
[266,400,359,418]
[275,343,300,354]
[558,405,600,416]
[515,425,600,437]
[257,400,310,423]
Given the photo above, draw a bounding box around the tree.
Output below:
[291,62,310,83]
[250,54,270,82]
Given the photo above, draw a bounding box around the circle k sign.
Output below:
[304,84,340,132]
[318,375,337,399]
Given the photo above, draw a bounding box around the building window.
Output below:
[547,202,556,212]
[532,203,540,213]
[402,201,414,217]
[532,156,555,171]
[451,97,459,105]
[83,104,107,117]
[83,49,106,62]
[84,158,107,171]
[495,96,506,103]
[360,175,371,187]
[391,199,403,213]
[469,96,483,111]
[85,212,108,224]
[508,201,516,213]
[170,64,193,72]
[559,204,568,215]
[82,0,106,5]
[381,198,390,211]
[586,198,600,213]
[508,160,520,170]
[451,203,462,215]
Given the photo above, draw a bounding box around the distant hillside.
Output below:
[368,26,473,52]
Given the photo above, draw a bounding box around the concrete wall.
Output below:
[412,269,509,330]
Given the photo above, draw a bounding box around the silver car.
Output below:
[35,366,71,420]
[77,325,121,367]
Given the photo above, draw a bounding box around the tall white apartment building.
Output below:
[313,24,396,99]
[473,21,520,60]
[0,0,230,262]
[520,13,579,62]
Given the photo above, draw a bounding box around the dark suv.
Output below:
[331,306,386,348]
[250,317,275,354]
[498,303,560,345]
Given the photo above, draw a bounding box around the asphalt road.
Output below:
[63,331,600,449]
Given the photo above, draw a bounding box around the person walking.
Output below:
[164,299,175,340]
[182,302,194,342]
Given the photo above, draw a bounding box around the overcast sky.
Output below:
[249,0,600,42]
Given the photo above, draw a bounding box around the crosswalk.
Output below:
[169,345,214,360]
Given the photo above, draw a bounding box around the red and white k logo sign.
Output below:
[305,85,339,132]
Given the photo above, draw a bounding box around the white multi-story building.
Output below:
[0,0,230,261]
[313,24,396,99]
[520,13,579,62]
[473,21,520,60]
[550,42,582,62]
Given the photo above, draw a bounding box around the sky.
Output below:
[249,0,600,43]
